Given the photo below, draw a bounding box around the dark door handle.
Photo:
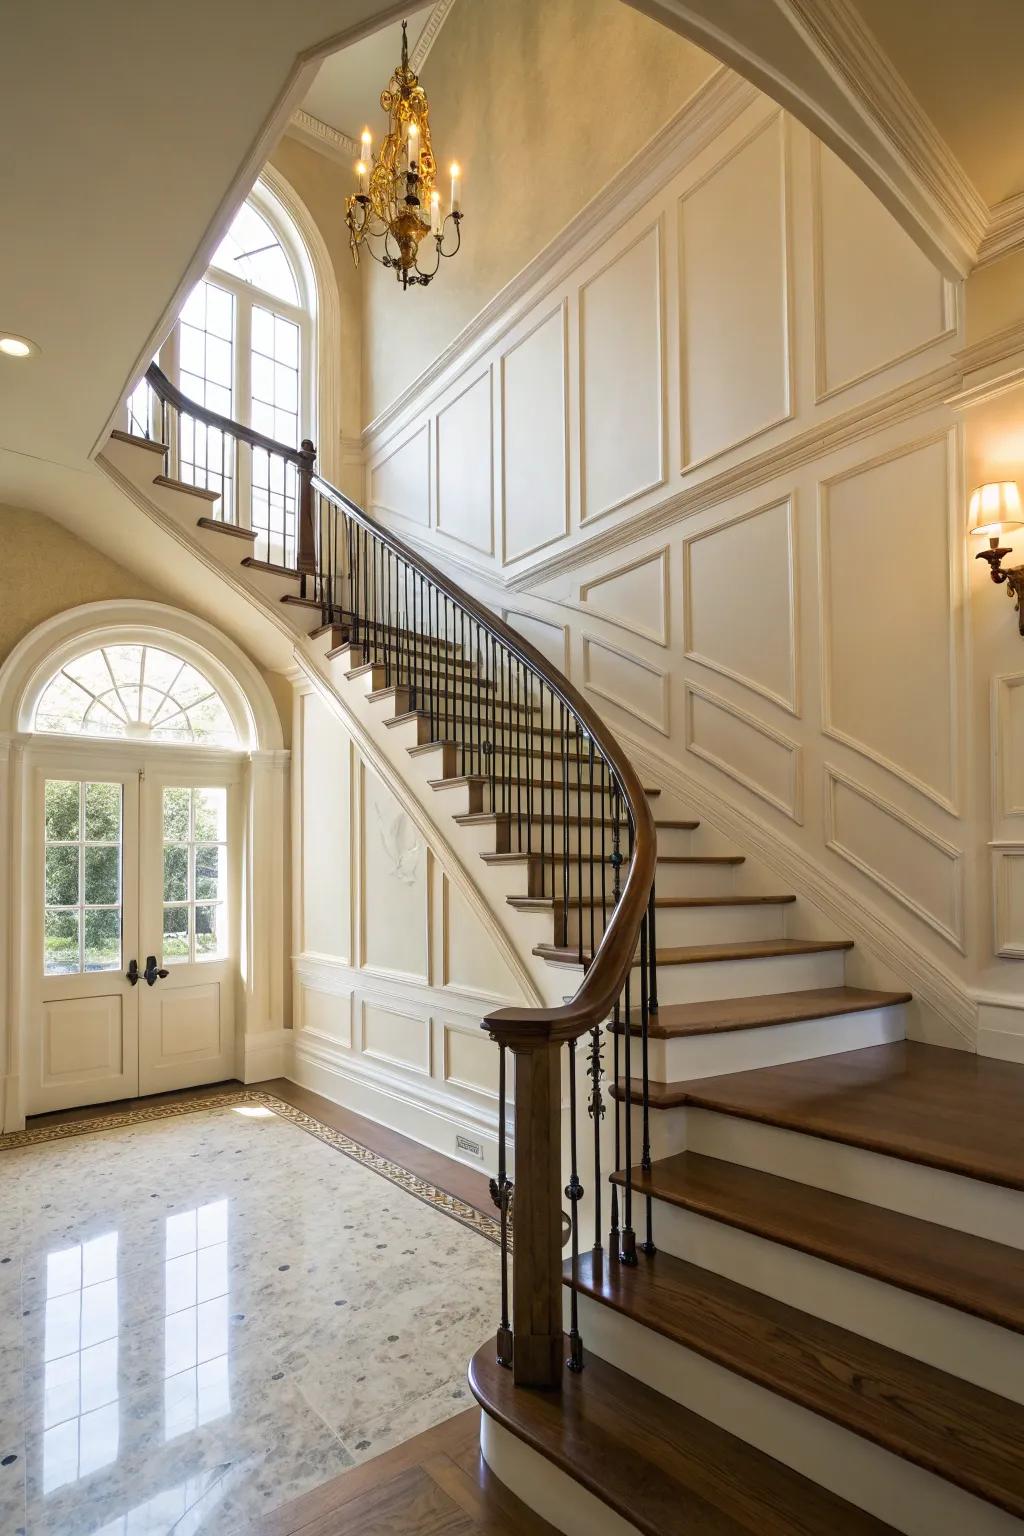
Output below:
[126,959,140,986]
[144,955,169,987]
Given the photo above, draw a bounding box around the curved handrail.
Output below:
[140,359,656,1044]
[312,468,657,1043]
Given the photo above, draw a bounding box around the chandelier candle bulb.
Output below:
[408,120,418,170]
[451,163,461,214]
[431,189,441,235]
[356,160,367,196]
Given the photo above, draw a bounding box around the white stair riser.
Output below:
[237,566,301,605]
[480,1413,639,1536]
[564,901,785,950]
[654,1108,1024,1249]
[648,1001,905,1080]
[573,1294,1022,1536]
[502,861,741,901]
[431,782,657,821]
[454,821,647,860]
[642,1199,1024,1403]
[654,948,847,1006]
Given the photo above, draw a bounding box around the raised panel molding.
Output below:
[501,302,569,565]
[818,432,960,814]
[358,761,430,984]
[500,609,570,674]
[679,112,793,471]
[442,1023,500,1101]
[825,767,965,952]
[369,423,431,528]
[582,634,670,736]
[440,876,521,1004]
[578,547,670,647]
[811,142,956,404]
[298,982,353,1050]
[682,496,798,714]
[360,997,432,1076]
[993,847,1024,958]
[994,673,1024,826]
[435,370,495,556]
[579,221,666,524]
[684,682,802,822]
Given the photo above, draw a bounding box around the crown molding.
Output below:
[286,109,358,165]
[361,67,758,451]
[410,0,458,71]
[977,191,1024,270]
[781,0,988,275]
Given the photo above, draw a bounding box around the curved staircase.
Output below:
[99,372,1024,1536]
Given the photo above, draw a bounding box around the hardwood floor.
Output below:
[26,1076,494,1215]
[234,1408,558,1535]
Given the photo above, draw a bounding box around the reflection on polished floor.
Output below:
[0,1094,500,1534]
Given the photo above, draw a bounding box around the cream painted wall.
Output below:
[268,135,364,464]
[0,504,165,665]
[356,72,1024,1055]
[290,682,528,1170]
[360,0,718,424]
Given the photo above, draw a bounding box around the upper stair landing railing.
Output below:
[126,361,659,1390]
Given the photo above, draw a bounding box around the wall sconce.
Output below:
[970,481,1024,634]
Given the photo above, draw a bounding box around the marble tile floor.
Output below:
[0,1098,502,1535]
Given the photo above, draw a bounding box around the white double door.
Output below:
[29,754,238,1114]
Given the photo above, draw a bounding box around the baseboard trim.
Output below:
[242,1027,292,1082]
[290,1032,503,1176]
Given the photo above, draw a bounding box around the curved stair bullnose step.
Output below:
[469,1341,897,1535]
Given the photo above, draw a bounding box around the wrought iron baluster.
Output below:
[588,1023,604,1254]
[566,1038,584,1373]
[492,1041,513,1368]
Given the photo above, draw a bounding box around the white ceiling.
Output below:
[301,5,436,142]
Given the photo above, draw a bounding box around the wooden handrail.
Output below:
[145,362,309,464]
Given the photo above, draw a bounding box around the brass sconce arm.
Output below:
[976,542,1024,636]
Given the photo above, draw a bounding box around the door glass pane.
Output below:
[161,788,227,964]
[44,781,123,976]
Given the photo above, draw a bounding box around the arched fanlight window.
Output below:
[34,644,238,746]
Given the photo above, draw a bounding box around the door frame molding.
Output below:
[0,599,289,1131]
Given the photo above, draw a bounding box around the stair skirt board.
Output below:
[480,1412,640,1536]
[660,1108,1024,1249]
[613,1198,1024,1402]
[572,1296,1022,1536]
[639,1002,906,1081]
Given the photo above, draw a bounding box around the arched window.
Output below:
[34,644,238,746]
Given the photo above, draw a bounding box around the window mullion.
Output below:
[235,297,253,531]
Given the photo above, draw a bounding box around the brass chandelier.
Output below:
[345,20,463,290]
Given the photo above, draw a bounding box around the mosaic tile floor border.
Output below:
[0,1089,502,1247]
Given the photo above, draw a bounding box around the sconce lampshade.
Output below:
[968,481,1024,538]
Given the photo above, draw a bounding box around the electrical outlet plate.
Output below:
[456,1132,484,1160]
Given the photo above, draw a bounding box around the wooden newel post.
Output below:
[297,438,317,598]
[506,1032,565,1389]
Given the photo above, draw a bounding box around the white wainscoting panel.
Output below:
[580,222,665,523]
[501,609,570,673]
[436,371,494,555]
[995,673,1024,828]
[685,683,802,821]
[819,434,958,812]
[579,547,670,646]
[502,304,569,563]
[361,997,432,1075]
[441,876,522,1002]
[369,422,431,527]
[812,143,954,401]
[359,762,429,982]
[683,496,798,713]
[825,768,964,950]
[300,693,351,960]
[680,113,791,469]
[583,633,669,736]
[994,848,1024,958]
[298,983,353,1049]
[443,1022,500,1100]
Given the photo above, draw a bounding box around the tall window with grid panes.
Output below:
[130,185,315,567]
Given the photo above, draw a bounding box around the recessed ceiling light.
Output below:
[0,333,39,359]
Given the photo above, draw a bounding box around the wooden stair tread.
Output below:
[565,1249,1024,1518]
[654,1041,1024,1192]
[386,710,573,738]
[195,515,257,542]
[611,1150,1024,1334]
[619,986,909,1038]
[535,937,853,967]
[480,851,743,867]
[454,812,696,832]
[510,894,794,916]
[408,739,596,764]
[153,472,220,502]
[240,555,299,578]
[469,1340,895,1536]
[110,428,166,455]
[428,772,660,796]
